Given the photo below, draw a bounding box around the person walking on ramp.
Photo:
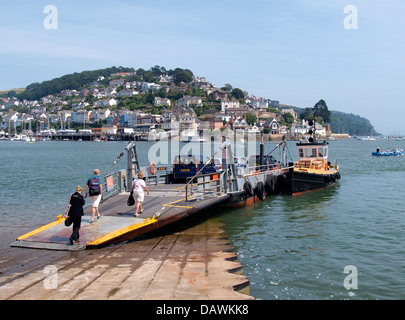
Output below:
[68,186,85,245]
[85,169,103,222]
[132,171,149,217]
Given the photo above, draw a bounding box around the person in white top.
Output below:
[131,170,150,217]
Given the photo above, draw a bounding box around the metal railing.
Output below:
[101,171,122,201]
[144,173,171,186]
[329,160,338,170]
[240,163,293,179]
[241,163,282,175]
[185,172,223,201]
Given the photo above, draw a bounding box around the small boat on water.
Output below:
[289,140,340,195]
[372,148,403,156]
[287,117,341,195]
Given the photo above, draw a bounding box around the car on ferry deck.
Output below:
[234,157,247,167]
[173,154,217,180]
[212,158,222,171]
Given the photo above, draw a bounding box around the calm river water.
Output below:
[1,138,404,300]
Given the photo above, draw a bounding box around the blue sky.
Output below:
[1,0,404,135]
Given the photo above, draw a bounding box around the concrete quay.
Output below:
[0,216,253,300]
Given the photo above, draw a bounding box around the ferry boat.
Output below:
[11,129,340,250]
[288,119,341,195]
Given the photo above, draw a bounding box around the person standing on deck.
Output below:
[131,170,149,217]
[68,186,85,245]
[84,169,103,222]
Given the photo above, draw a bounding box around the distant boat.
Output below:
[147,129,168,141]
[181,131,209,143]
[357,136,377,141]
[372,148,403,156]
[9,134,24,141]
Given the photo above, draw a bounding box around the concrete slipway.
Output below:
[2,186,253,300]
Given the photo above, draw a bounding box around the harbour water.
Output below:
[1,138,405,300]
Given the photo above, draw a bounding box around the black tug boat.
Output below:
[288,119,341,195]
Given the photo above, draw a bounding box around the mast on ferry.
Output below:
[308,112,317,143]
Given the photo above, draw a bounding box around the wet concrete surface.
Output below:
[0,214,253,300]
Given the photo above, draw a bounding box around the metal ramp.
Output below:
[10,138,236,251]
[10,192,161,251]
[10,182,231,251]
[11,214,156,251]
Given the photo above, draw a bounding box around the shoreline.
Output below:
[0,132,350,143]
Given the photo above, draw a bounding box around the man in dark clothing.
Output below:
[69,186,85,245]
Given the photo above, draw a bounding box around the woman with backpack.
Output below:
[84,168,103,222]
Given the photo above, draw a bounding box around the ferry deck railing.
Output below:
[185,172,223,201]
[244,162,284,174]
[101,171,122,201]
[144,173,171,186]
[329,160,338,170]
[240,163,293,180]
[101,169,171,201]
[100,162,295,204]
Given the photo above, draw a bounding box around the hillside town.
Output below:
[0,70,336,141]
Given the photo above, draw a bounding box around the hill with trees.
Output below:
[16,66,136,101]
[329,111,378,136]
[3,65,378,136]
[290,102,378,136]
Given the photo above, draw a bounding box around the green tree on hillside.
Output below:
[18,66,135,101]
[171,68,193,84]
[299,100,330,124]
[221,83,233,93]
[244,113,257,125]
[151,65,166,76]
[300,107,313,121]
[313,99,331,123]
[143,71,156,83]
[231,88,244,100]
[282,112,295,129]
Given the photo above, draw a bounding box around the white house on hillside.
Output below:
[291,120,326,136]
[117,90,139,97]
[140,82,161,93]
[221,99,240,112]
[154,97,171,107]
[251,98,268,109]
[95,99,117,107]
[176,96,203,108]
